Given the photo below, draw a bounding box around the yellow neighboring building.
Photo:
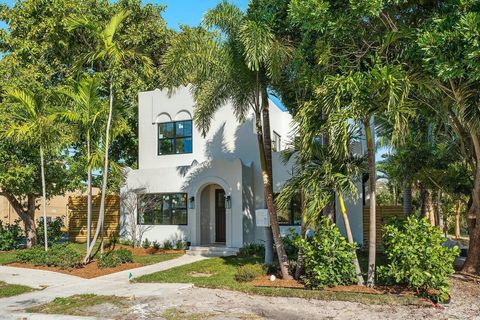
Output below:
[0,189,100,228]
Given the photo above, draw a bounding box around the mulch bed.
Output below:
[8,261,144,279]
[249,276,419,297]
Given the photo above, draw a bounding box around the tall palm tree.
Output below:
[161,2,292,278]
[306,65,412,286]
[2,89,59,251]
[56,75,107,251]
[67,10,152,261]
[278,140,366,285]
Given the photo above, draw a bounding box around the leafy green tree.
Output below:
[161,2,292,278]
[67,9,153,261]
[56,75,108,251]
[2,89,63,250]
[416,0,480,274]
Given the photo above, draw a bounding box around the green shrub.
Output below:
[152,240,161,250]
[294,217,357,289]
[162,240,173,250]
[119,239,133,247]
[16,244,82,269]
[142,238,151,249]
[235,264,264,282]
[36,217,65,246]
[377,216,460,303]
[238,243,265,257]
[175,240,184,250]
[98,248,133,268]
[0,220,22,251]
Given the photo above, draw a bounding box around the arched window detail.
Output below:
[175,110,192,121]
[155,112,172,123]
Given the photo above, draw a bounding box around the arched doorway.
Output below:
[199,183,226,245]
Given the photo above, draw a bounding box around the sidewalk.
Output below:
[0,254,207,319]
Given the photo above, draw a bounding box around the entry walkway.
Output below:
[0,255,207,319]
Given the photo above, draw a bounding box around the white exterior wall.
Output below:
[123,86,365,248]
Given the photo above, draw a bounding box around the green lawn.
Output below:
[0,251,17,265]
[26,294,126,315]
[0,281,35,298]
[135,256,426,306]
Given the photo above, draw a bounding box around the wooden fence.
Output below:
[362,205,404,250]
[68,195,120,243]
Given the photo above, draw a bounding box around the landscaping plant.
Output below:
[162,240,173,250]
[152,240,161,250]
[98,248,133,268]
[238,243,265,258]
[36,217,65,246]
[378,217,460,302]
[0,220,22,251]
[234,264,264,282]
[142,238,151,249]
[16,244,82,269]
[293,217,357,289]
[174,240,184,250]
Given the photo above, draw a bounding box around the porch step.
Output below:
[186,246,239,257]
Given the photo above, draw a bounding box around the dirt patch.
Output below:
[249,276,305,289]
[8,260,144,279]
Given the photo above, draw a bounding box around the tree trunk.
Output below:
[339,193,364,285]
[86,130,92,251]
[402,180,412,216]
[85,77,113,262]
[436,190,446,235]
[455,200,462,239]
[295,190,307,280]
[462,131,480,274]
[364,118,376,287]
[26,194,37,248]
[427,189,435,226]
[39,146,49,251]
[264,227,273,264]
[323,200,335,222]
[257,88,291,280]
[420,183,428,218]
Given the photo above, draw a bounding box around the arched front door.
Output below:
[215,189,226,243]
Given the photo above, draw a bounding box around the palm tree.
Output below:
[306,65,411,286]
[2,89,59,251]
[67,10,152,261]
[278,139,366,285]
[56,75,107,251]
[161,2,292,278]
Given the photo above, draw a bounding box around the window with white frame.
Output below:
[272,131,281,152]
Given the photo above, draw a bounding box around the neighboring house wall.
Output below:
[0,189,100,228]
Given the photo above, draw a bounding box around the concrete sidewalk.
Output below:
[0,254,207,319]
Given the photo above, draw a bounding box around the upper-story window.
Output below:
[158,120,193,155]
[272,131,281,152]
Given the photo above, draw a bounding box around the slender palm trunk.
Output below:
[295,190,307,279]
[437,190,445,235]
[39,146,49,251]
[402,180,412,216]
[339,193,364,285]
[255,87,291,280]
[85,77,113,262]
[455,200,462,239]
[86,130,92,250]
[364,118,376,287]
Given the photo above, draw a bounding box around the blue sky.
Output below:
[0,0,248,30]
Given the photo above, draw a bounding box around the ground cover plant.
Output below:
[16,243,82,269]
[97,248,133,268]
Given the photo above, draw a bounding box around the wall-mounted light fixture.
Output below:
[189,196,195,209]
[224,195,231,209]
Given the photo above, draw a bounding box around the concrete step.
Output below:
[186,246,239,257]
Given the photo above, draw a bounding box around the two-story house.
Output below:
[121,86,364,254]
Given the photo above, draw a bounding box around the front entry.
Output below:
[215,189,226,243]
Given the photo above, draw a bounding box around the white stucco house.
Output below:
[121,86,363,253]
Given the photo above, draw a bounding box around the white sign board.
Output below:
[256,209,270,227]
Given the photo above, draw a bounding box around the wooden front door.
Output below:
[215,189,226,243]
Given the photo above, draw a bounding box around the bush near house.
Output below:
[0,220,22,251]
[175,240,185,250]
[162,240,173,250]
[16,243,82,269]
[378,216,459,302]
[98,248,133,268]
[36,217,65,246]
[238,243,265,258]
[142,238,151,249]
[293,217,357,289]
